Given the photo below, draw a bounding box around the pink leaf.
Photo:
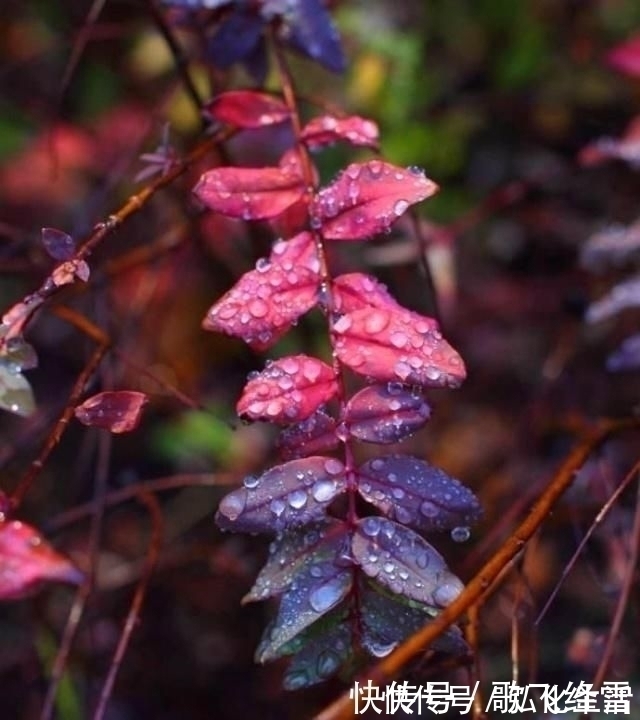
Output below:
[606,34,640,78]
[301,115,379,149]
[331,306,466,389]
[216,456,346,533]
[277,410,339,460]
[333,273,403,313]
[202,231,321,350]
[0,520,83,600]
[194,165,306,221]
[310,161,438,241]
[204,90,291,128]
[344,384,431,444]
[238,355,338,425]
[579,116,640,168]
[75,391,148,433]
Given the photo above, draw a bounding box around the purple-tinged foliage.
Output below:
[585,276,640,324]
[41,227,76,261]
[216,456,346,533]
[74,391,148,434]
[607,332,640,371]
[352,517,464,607]
[345,384,431,444]
[357,456,482,532]
[277,410,339,460]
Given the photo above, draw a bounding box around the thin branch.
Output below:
[314,417,640,720]
[92,491,163,720]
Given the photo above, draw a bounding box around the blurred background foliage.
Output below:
[1,0,640,718]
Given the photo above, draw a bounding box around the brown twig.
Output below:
[92,491,163,720]
[314,417,640,720]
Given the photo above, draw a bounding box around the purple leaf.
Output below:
[237,355,338,425]
[585,275,640,323]
[255,555,352,661]
[215,456,346,533]
[41,227,75,261]
[580,219,640,271]
[352,517,464,607]
[277,410,339,460]
[202,231,321,350]
[344,384,431,444]
[243,520,346,603]
[357,455,482,532]
[607,333,640,371]
[311,161,438,241]
[206,9,263,70]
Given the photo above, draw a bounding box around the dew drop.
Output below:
[288,490,308,509]
[308,575,348,612]
[364,310,389,334]
[389,331,407,348]
[394,361,412,381]
[312,479,337,502]
[420,500,439,518]
[368,640,398,658]
[248,299,268,318]
[317,649,341,678]
[284,670,309,690]
[270,498,286,516]
[255,257,271,273]
[433,580,463,607]
[324,458,344,476]
[361,516,381,537]
[219,490,247,521]
[393,199,409,216]
[383,561,395,574]
[451,526,470,543]
[309,565,324,578]
[243,475,260,489]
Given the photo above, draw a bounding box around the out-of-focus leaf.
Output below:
[606,33,640,77]
[581,219,640,271]
[357,455,482,532]
[216,456,346,533]
[237,355,338,424]
[0,521,83,600]
[360,583,469,658]
[202,231,321,350]
[194,165,305,221]
[205,90,290,128]
[277,409,339,460]
[301,115,379,150]
[0,366,36,417]
[74,391,148,433]
[311,161,437,241]
[344,384,431,444]
[585,275,640,323]
[607,333,640,371]
[41,227,76,261]
[351,517,464,607]
[243,520,347,602]
[274,0,346,73]
[579,116,640,169]
[255,553,352,661]
[331,306,466,388]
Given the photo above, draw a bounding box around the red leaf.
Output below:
[202,231,321,350]
[0,520,83,600]
[344,384,431,444]
[310,161,438,240]
[277,410,339,460]
[301,115,379,149]
[194,165,306,221]
[333,272,403,313]
[606,34,640,77]
[205,90,291,128]
[237,355,338,424]
[75,391,148,433]
[331,307,466,389]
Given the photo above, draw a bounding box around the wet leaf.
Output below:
[282,617,352,689]
[310,161,438,241]
[585,275,640,323]
[606,33,640,78]
[345,384,431,444]
[351,517,464,607]
[74,391,148,433]
[255,554,352,662]
[41,227,75,261]
[607,333,640,371]
[333,272,403,313]
[357,455,482,532]
[0,365,36,417]
[360,583,469,658]
[331,306,466,389]
[202,231,321,350]
[301,115,379,150]
[277,409,339,460]
[238,355,338,425]
[243,520,347,603]
[0,521,83,600]
[194,165,306,221]
[215,456,346,533]
[205,90,290,128]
